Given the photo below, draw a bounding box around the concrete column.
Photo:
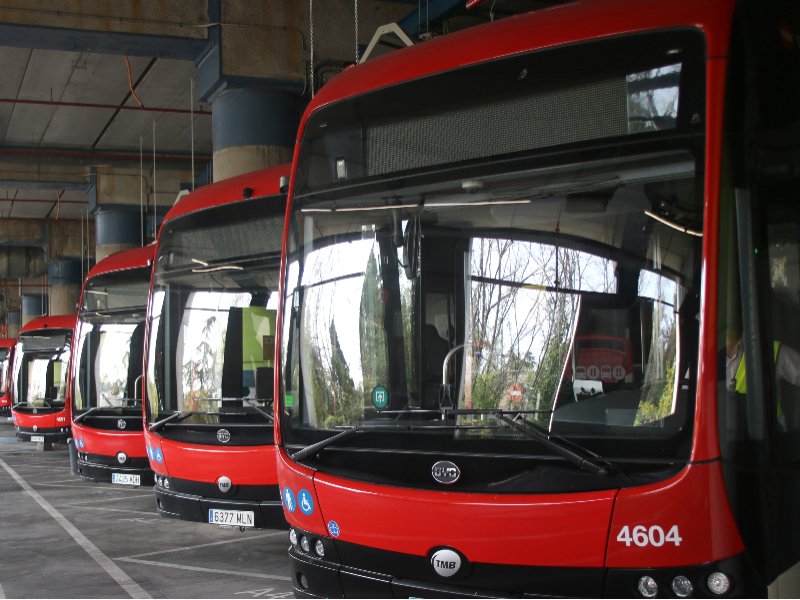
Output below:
[21,294,46,326]
[6,310,21,339]
[7,310,20,339]
[48,260,81,316]
[211,88,296,182]
[95,207,141,263]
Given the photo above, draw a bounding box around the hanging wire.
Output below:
[354,0,359,63]
[152,120,156,240]
[140,133,144,246]
[190,78,195,191]
[310,0,314,97]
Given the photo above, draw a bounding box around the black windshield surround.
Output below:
[12,330,72,414]
[145,195,285,446]
[281,28,706,494]
[73,268,151,429]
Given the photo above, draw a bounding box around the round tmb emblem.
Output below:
[117,419,127,430]
[432,460,460,484]
[217,429,231,443]
[431,548,462,577]
[217,476,232,493]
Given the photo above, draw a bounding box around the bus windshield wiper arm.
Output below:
[242,399,273,422]
[73,406,104,423]
[491,411,609,478]
[149,411,183,432]
[292,427,360,462]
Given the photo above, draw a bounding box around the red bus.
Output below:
[143,164,290,530]
[276,0,800,596]
[11,316,76,444]
[71,245,154,486]
[0,338,16,416]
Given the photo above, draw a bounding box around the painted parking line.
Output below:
[0,458,151,599]
[117,532,282,560]
[114,558,292,581]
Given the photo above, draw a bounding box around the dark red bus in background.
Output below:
[71,245,154,486]
[276,0,800,597]
[0,339,16,416]
[12,316,76,444]
[144,164,290,530]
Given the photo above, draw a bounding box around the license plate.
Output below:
[209,509,255,527]
[30,435,44,442]
[112,473,141,486]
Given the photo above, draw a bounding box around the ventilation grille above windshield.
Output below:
[366,77,628,177]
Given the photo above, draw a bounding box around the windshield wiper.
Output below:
[73,406,104,423]
[206,398,274,422]
[242,398,273,422]
[490,411,609,478]
[149,411,183,432]
[292,427,361,462]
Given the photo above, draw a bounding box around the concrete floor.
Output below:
[0,420,294,599]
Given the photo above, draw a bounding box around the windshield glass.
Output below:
[281,29,705,488]
[12,330,72,409]
[146,195,285,435]
[0,348,10,395]
[73,270,150,415]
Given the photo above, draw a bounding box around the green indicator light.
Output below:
[755,248,758,254]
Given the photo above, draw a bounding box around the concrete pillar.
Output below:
[48,260,81,316]
[95,207,141,263]
[7,310,20,339]
[21,294,46,326]
[211,88,295,182]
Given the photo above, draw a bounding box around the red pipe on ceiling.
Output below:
[0,97,209,116]
[0,148,210,162]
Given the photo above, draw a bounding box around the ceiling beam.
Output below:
[0,97,209,116]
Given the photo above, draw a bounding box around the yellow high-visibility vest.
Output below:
[734,341,785,422]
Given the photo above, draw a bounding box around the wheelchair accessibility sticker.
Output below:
[298,489,314,515]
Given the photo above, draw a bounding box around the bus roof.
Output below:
[88,245,155,280]
[20,315,77,335]
[163,163,290,226]
[304,0,736,125]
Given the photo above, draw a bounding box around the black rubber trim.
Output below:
[689,456,721,465]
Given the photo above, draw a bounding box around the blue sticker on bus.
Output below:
[283,487,296,512]
[78,438,84,449]
[147,446,153,460]
[328,521,340,537]
[155,448,163,463]
[298,489,314,515]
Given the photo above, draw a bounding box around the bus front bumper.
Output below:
[15,426,69,443]
[287,525,763,598]
[76,458,154,486]
[154,485,287,530]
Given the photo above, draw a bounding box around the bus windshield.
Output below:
[73,270,150,416]
[281,29,706,489]
[12,330,72,410]
[146,196,285,433]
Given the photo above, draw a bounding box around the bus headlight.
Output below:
[638,575,658,598]
[707,572,730,595]
[314,539,325,557]
[671,575,692,598]
[300,536,310,552]
[289,529,298,546]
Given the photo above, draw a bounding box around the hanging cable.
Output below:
[310,0,314,97]
[125,56,145,108]
[354,0,359,63]
[190,78,195,191]
[140,133,144,246]
[152,120,156,240]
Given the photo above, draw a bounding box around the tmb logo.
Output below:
[429,548,467,578]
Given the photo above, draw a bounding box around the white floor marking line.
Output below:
[65,506,158,515]
[115,558,292,581]
[0,579,5,599]
[117,532,282,560]
[0,459,152,599]
[61,494,152,506]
